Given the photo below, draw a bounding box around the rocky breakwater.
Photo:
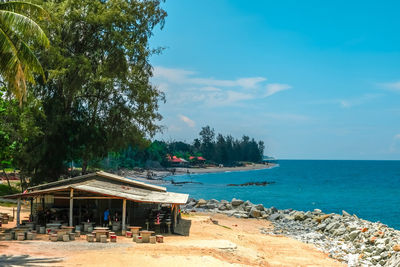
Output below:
[182,198,400,267]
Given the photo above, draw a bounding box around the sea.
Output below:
[164,160,400,229]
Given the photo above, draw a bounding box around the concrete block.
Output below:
[17,233,25,241]
[100,235,107,243]
[50,234,58,242]
[69,233,75,241]
[63,234,69,242]
[87,234,94,242]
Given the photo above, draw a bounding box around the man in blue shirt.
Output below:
[104,208,110,227]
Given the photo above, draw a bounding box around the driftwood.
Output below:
[170,179,203,185]
[227,181,275,187]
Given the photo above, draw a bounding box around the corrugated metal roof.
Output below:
[4,176,188,204]
[28,171,166,192]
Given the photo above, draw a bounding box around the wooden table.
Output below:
[128,226,141,235]
[93,227,109,242]
[61,226,74,234]
[46,223,61,229]
[54,229,67,241]
[139,230,154,243]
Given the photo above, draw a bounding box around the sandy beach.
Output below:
[120,163,276,185]
[0,205,343,266]
[176,163,276,174]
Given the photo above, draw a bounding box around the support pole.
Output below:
[122,199,126,230]
[69,188,74,226]
[16,197,21,227]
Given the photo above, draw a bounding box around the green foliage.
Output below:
[100,125,265,170]
[0,183,20,196]
[19,0,167,183]
[0,0,49,103]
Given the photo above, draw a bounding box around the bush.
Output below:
[0,184,20,196]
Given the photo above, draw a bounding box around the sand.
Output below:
[0,205,345,267]
[173,163,276,175]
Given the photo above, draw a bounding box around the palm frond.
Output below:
[0,10,49,48]
[0,1,49,20]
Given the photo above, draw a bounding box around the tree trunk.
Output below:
[2,168,11,188]
[82,159,88,175]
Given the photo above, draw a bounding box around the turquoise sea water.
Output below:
[165,160,400,229]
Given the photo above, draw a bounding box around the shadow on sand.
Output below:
[0,255,63,266]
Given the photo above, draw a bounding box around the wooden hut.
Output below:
[4,171,188,233]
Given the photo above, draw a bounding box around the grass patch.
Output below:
[0,201,17,207]
[0,183,20,196]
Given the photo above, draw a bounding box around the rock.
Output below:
[255,204,264,211]
[218,204,227,210]
[196,199,207,206]
[270,207,278,213]
[313,209,322,213]
[268,213,281,221]
[225,204,232,210]
[231,198,244,206]
[315,214,331,223]
[393,244,400,251]
[244,200,253,206]
[294,211,306,221]
[342,210,351,217]
[249,207,261,218]
[348,230,360,241]
[206,203,217,209]
[325,222,339,232]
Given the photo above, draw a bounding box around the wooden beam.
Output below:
[122,199,126,230]
[69,188,74,226]
[53,196,122,200]
[16,197,21,227]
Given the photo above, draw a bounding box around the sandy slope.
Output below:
[0,205,345,267]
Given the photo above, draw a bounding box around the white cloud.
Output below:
[380,81,400,92]
[178,114,195,128]
[152,66,291,107]
[153,66,266,89]
[338,94,381,108]
[265,83,292,97]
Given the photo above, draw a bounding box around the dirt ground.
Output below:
[0,206,345,267]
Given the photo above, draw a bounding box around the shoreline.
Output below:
[119,163,277,185]
[183,198,400,266]
[173,163,277,175]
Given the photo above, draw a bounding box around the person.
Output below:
[103,208,110,227]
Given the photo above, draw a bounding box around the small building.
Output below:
[4,171,188,233]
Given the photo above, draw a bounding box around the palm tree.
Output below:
[0,0,49,104]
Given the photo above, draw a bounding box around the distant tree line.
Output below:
[100,126,265,169]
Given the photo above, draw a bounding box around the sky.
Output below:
[149,0,400,160]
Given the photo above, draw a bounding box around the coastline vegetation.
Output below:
[98,125,265,170]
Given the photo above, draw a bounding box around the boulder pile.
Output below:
[182,198,400,267]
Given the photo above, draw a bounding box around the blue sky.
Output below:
[149,0,400,160]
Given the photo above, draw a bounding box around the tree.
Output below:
[0,1,49,103]
[23,0,167,183]
[0,87,44,189]
[199,125,215,160]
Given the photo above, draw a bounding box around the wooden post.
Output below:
[122,199,126,230]
[16,197,21,227]
[69,188,74,226]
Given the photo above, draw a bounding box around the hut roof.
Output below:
[3,171,188,204]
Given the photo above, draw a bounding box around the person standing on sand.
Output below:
[103,208,110,227]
